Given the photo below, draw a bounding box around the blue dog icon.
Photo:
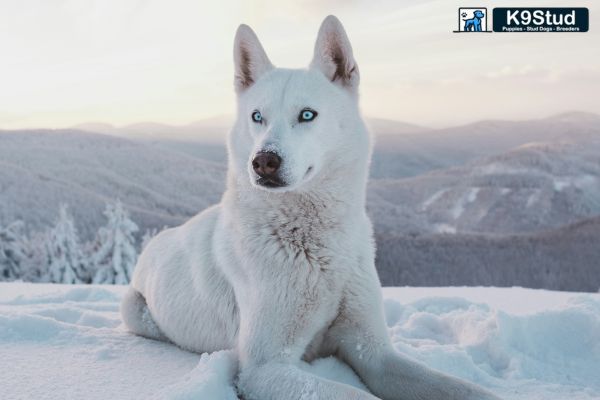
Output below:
[463,10,485,31]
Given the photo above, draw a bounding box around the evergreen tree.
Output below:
[46,205,86,284]
[20,231,50,283]
[0,221,28,281]
[92,201,139,284]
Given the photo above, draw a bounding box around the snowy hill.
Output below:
[383,112,597,183]
[371,111,600,179]
[375,216,600,291]
[83,112,600,180]
[0,130,225,239]
[0,283,598,400]
[369,139,600,235]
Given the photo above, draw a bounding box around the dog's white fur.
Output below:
[121,16,500,400]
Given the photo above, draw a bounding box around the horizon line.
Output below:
[1,110,598,134]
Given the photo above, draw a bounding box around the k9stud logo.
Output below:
[454,7,589,33]
[454,7,492,32]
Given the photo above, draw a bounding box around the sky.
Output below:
[0,0,599,130]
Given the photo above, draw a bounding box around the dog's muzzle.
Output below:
[252,151,286,188]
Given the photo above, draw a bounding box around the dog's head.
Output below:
[474,10,485,18]
[228,16,368,193]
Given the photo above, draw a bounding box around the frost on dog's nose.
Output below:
[252,152,285,188]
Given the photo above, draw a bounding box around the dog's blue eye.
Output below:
[299,109,317,123]
[251,111,262,123]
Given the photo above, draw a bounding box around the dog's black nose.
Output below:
[252,152,282,178]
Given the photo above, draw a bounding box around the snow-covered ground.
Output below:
[1,283,598,400]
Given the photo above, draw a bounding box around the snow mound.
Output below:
[384,295,600,398]
[0,283,599,400]
[153,350,239,400]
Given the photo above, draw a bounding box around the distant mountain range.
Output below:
[73,116,232,144]
[74,111,600,179]
[370,111,600,178]
[72,115,429,143]
[0,130,225,239]
[73,116,431,166]
[369,139,600,235]
[1,112,599,242]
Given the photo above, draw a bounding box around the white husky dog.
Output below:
[122,15,500,400]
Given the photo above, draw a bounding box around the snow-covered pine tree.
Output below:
[46,205,86,284]
[20,231,51,282]
[0,221,28,281]
[92,201,139,285]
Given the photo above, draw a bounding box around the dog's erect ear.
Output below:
[234,24,273,93]
[310,15,359,91]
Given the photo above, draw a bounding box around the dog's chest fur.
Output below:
[226,192,357,359]
[271,198,338,270]
[228,191,355,310]
[239,192,352,270]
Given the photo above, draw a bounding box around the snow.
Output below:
[1,283,599,400]
[433,223,457,234]
[467,188,480,203]
[554,179,570,192]
[422,189,448,210]
[450,188,480,220]
[555,175,597,192]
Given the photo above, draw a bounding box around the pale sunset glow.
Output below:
[1,0,598,130]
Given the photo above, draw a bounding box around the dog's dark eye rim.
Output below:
[298,108,318,123]
[251,110,262,123]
